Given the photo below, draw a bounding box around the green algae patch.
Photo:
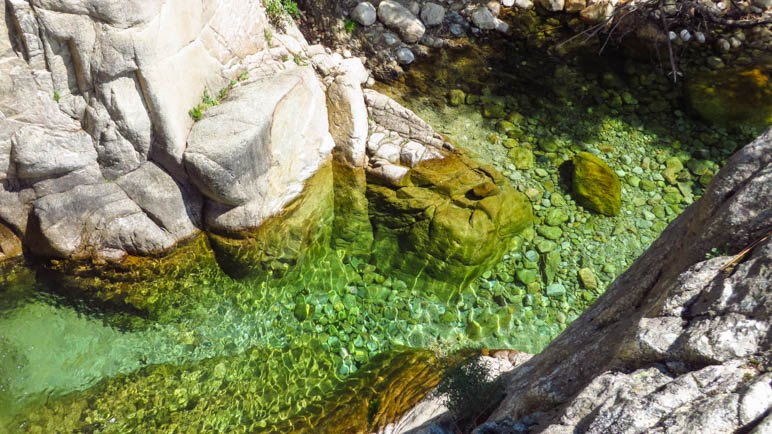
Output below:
[332,161,374,256]
[208,161,335,279]
[687,67,772,130]
[37,234,219,315]
[9,344,441,434]
[569,152,621,216]
[367,152,533,294]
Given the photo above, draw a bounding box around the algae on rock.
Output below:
[367,152,533,295]
[569,152,621,216]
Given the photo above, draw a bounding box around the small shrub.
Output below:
[344,18,357,34]
[188,71,251,121]
[265,0,300,28]
[53,90,60,102]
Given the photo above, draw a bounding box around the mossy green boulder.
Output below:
[367,153,533,291]
[570,152,621,216]
[686,67,772,130]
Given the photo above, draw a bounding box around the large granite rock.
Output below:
[185,65,334,234]
[474,129,772,434]
[0,0,340,266]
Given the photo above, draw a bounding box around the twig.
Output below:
[721,231,771,274]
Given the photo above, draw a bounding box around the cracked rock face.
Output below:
[473,129,772,434]
[0,0,335,261]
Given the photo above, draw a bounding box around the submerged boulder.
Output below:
[368,153,533,289]
[569,152,621,216]
[687,67,772,130]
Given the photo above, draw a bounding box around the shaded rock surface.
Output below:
[470,129,772,434]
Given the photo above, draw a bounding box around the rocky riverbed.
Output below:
[0,0,770,433]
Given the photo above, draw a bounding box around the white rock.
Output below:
[378,0,426,44]
[185,67,333,232]
[539,0,566,11]
[351,2,377,26]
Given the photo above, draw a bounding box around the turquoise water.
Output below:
[1,41,767,432]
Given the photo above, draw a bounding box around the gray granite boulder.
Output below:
[378,0,426,43]
[185,66,334,233]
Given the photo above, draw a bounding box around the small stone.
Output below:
[420,3,446,26]
[470,6,497,30]
[539,0,565,11]
[351,2,377,26]
[544,208,569,226]
[640,179,657,192]
[516,269,539,285]
[578,268,598,289]
[396,47,415,65]
[546,283,566,297]
[508,147,534,170]
[537,240,557,253]
[448,89,466,106]
[537,225,563,240]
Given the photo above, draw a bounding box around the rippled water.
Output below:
[0,40,767,432]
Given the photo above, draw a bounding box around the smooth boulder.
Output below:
[184,66,334,233]
[570,152,621,216]
[378,0,426,44]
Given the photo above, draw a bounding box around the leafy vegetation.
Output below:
[188,72,249,121]
[344,18,358,34]
[265,0,300,28]
[53,90,60,103]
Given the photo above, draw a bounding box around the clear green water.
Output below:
[0,39,767,432]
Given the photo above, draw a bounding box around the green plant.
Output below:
[188,72,250,121]
[292,53,305,66]
[344,18,357,34]
[264,28,273,45]
[265,0,300,27]
[705,247,727,259]
[53,90,61,103]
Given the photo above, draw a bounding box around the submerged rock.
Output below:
[368,153,533,292]
[687,67,772,130]
[569,152,622,216]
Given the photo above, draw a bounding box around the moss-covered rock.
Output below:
[687,67,772,131]
[367,153,533,294]
[569,152,621,216]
